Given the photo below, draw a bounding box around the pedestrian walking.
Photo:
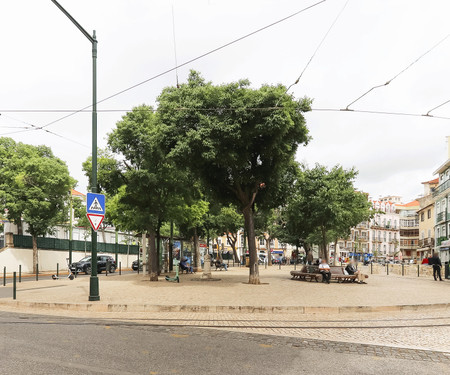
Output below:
[430,255,443,281]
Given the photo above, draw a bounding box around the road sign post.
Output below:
[86,192,105,301]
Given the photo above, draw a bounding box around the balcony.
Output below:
[418,238,435,247]
[437,236,449,246]
[432,179,450,197]
[437,212,445,223]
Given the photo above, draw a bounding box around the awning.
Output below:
[271,250,284,254]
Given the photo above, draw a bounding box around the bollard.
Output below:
[57,263,59,278]
[3,266,5,286]
[371,262,373,274]
[387,264,389,275]
[36,264,39,281]
[13,272,16,300]
[402,263,404,276]
[106,261,109,276]
[417,264,420,277]
[294,262,296,270]
[74,267,77,278]
[119,262,122,275]
[279,262,281,270]
[19,265,21,283]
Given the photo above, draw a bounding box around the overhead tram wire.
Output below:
[0,112,89,147]
[38,0,327,131]
[425,98,450,116]
[345,33,450,110]
[284,0,350,94]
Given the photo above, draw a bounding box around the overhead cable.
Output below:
[285,0,349,93]
[39,0,327,130]
[345,33,450,110]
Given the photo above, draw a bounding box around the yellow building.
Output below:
[417,179,438,259]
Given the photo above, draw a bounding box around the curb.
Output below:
[1,300,450,314]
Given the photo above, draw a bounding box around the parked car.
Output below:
[132,259,143,271]
[70,255,116,275]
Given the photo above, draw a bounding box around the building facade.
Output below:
[417,179,438,260]
[396,200,420,261]
[433,137,450,264]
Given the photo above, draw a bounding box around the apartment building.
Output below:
[417,179,438,259]
[396,200,420,261]
[433,136,450,264]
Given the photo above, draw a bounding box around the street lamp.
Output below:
[51,0,100,301]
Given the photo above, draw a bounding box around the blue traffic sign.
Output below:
[86,193,105,214]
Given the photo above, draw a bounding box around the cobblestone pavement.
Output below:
[3,306,450,362]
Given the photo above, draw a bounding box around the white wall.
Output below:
[0,247,137,274]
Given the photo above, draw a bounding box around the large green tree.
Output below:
[158,71,311,284]
[0,138,74,272]
[286,164,372,262]
[215,204,244,263]
[85,106,188,281]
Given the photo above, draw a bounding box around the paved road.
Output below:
[0,311,448,375]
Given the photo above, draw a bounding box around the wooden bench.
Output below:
[329,266,369,283]
[291,265,368,283]
[290,266,322,282]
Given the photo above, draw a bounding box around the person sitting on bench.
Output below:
[319,259,331,284]
[345,260,365,283]
[180,259,193,274]
[215,259,228,270]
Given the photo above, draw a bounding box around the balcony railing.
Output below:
[437,212,445,223]
[437,236,449,246]
[418,238,435,247]
[432,179,450,197]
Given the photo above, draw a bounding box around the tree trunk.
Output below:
[156,226,161,275]
[148,228,158,281]
[193,227,201,272]
[169,221,174,272]
[243,205,259,284]
[333,238,338,265]
[227,233,240,263]
[32,234,38,274]
[266,234,272,266]
[321,226,328,262]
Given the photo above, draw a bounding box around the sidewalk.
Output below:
[0,265,449,313]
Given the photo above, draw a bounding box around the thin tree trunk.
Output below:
[266,234,272,266]
[193,227,201,272]
[148,228,158,281]
[227,233,240,262]
[333,238,338,266]
[32,234,38,274]
[243,205,259,284]
[156,226,161,275]
[321,226,328,262]
[169,221,173,272]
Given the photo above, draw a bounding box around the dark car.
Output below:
[132,259,143,271]
[70,255,116,275]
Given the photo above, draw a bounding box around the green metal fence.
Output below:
[13,234,139,255]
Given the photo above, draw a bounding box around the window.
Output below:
[437,202,440,213]
[428,209,431,219]
[421,212,424,222]
[259,238,265,246]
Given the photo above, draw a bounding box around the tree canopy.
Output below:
[158,71,312,283]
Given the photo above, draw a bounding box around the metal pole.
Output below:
[137,247,140,275]
[387,264,389,275]
[19,265,21,283]
[36,263,38,281]
[51,0,99,302]
[371,262,373,274]
[119,262,121,275]
[57,263,59,278]
[417,264,420,277]
[13,272,16,300]
[69,193,73,266]
[402,263,404,276]
[2,267,5,286]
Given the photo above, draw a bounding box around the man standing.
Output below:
[430,255,443,281]
[319,259,331,284]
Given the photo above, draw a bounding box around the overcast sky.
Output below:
[1,0,449,203]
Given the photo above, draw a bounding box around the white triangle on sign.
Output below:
[86,213,104,231]
[89,197,103,212]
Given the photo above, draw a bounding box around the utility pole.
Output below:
[51,0,99,300]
